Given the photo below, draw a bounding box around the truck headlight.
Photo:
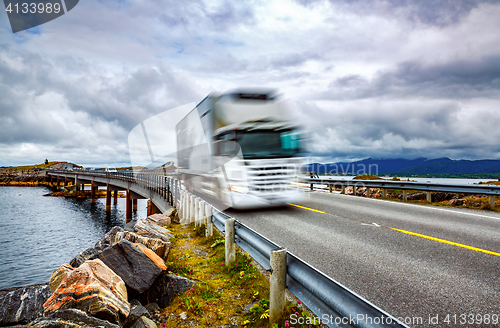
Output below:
[229,185,248,193]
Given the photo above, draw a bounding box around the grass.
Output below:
[156,218,321,328]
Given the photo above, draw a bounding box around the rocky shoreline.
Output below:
[0,210,195,328]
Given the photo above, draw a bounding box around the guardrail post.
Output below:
[190,195,195,224]
[403,190,408,201]
[199,200,205,227]
[205,203,213,237]
[382,188,387,198]
[194,197,200,226]
[310,182,313,191]
[341,185,345,194]
[366,187,371,197]
[353,185,357,196]
[269,247,287,325]
[489,195,496,208]
[329,184,333,193]
[182,191,186,222]
[426,191,432,202]
[225,218,236,266]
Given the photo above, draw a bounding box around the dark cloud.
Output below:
[316,55,500,100]
[296,0,499,27]
[0,46,204,165]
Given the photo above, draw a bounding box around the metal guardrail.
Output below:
[212,211,410,328]
[47,169,412,327]
[300,177,500,196]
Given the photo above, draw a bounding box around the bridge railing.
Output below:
[48,169,411,327]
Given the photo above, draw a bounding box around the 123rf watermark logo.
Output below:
[3,0,79,33]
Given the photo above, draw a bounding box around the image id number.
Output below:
[6,2,61,14]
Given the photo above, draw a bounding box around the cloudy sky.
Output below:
[1,0,500,167]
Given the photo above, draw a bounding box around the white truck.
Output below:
[176,90,303,209]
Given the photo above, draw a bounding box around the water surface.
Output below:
[0,186,147,290]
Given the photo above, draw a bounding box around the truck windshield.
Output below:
[236,130,301,159]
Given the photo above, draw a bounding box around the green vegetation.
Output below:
[159,222,319,327]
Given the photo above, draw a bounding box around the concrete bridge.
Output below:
[47,170,179,221]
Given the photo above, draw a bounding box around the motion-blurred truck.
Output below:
[176,90,303,209]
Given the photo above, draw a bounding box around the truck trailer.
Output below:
[176,90,303,209]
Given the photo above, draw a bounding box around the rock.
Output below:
[69,247,99,268]
[450,199,464,206]
[43,259,129,324]
[30,309,120,328]
[95,226,125,250]
[95,226,171,259]
[144,302,160,314]
[432,192,454,202]
[138,272,195,308]
[407,192,426,201]
[93,239,166,294]
[134,218,174,242]
[0,283,51,326]
[131,316,157,328]
[49,263,73,293]
[123,303,152,328]
[180,312,187,320]
[164,208,175,218]
[124,220,137,232]
[147,213,171,226]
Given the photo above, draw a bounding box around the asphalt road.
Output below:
[226,191,500,327]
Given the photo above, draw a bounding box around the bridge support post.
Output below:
[489,195,496,208]
[114,190,118,204]
[383,188,388,198]
[56,176,60,189]
[50,175,53,184]
[106,184,111,212]
[403,190,408,202]
[90,181,95,204]
[205,203,213,237]
[225,218,235,266]
[64,177,68,187]
[133,199,137,211]
[427,192,432,203]
[126,189,132,222]
[269,248,287,325]
[147,200,152,216]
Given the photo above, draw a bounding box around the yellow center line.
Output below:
[389,227,500,257]
[288,203,325,213]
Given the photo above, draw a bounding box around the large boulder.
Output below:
[138,272,195,308]
[92,239,166,294]
[43,259,129,324]
[131,316,157,328]
[147,213,171,226]
[49,263,73,292]
[30,309,120,328]
[0,283,51,326]
[95,226,171,259]
[69,247,100,268]
[134,218,174,242]
[123,302,152,328]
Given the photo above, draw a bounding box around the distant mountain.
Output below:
[307,157,500,175]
